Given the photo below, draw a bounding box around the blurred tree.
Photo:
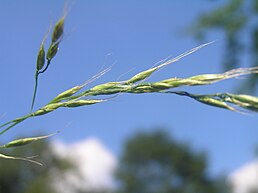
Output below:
[249,189,258,193]
[0,139,72,193]
[254,144,258,157]
[115,130,230,193]
[190,0,258,94]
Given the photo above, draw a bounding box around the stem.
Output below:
[31,71,39,112]
[0,121,20,136]
[31,59,51,111]
[39,60,51,74]
[0,113,34,136]
[0,120,15,129]
[160,90,192,97]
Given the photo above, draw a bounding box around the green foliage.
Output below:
[115,130,230,193]
[190,0,258,93]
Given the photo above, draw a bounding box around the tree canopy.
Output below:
[190,0,258,93]
[115,130,229,193]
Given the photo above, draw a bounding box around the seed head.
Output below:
[36,44,45,71]
[190,74,224,82]
[91,82,119,91]
[52,18,64,43]
[51,86,83,103]
[221,93,258,112]
[193,95,236,111]
[47,42,59,61]
[227,94,258,106]
[33,103,62,116]
[0,133,58,148]
[64,99,104,107]
[126,68,156,84]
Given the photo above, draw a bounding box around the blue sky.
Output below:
[0,0,257,177]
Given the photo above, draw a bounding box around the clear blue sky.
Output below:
[0,1,257,177]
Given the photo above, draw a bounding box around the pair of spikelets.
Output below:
[31,15,65,112]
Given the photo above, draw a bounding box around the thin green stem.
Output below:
[31,71,39,112]
[0,122,20,136]
[31,59,51,111]
[0,114,32,136]
[39,60,51,74]
[0,120,15,129]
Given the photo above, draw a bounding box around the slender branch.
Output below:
[38,60,51,74]
[30,71,39,111]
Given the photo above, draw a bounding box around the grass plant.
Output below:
[1,12,257,165]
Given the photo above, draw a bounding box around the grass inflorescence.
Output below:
[2,46,257,139]
[1,11,258,165]
[31,14,66,112]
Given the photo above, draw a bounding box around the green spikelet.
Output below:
[0,132,58,148]
[36,43,45,71]
[52,18,64,43]
[47,42,59,62]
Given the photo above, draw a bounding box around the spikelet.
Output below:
[0,153,42,166]
[36,27,49,71]
[36,43,45,71]
[0,132,58,148]
[46,42,59,62]
[226,93,258,106]
[220,93,258,112]
[126,68,156,84]
[51,18,64,43]
[32,103,63,116]
[63,99,104,107]
[50,86,83,103]
[46,14,66,63]
[192,96,236,111]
